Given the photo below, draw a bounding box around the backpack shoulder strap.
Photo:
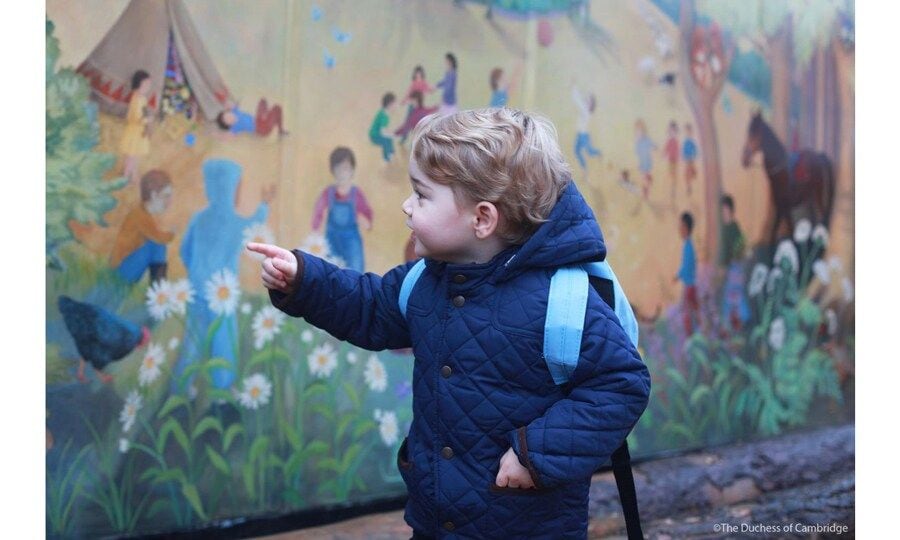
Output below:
[543,266,589,385]
[398,259,426,318]
[583,260,640,348]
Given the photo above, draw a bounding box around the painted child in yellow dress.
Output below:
[119,70,154,185]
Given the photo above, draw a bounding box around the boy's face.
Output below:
[679,221,689,239]
[402,156,478,264]
[332,160,354,185]
[146,185,173,214]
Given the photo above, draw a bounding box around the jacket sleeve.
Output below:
[508,293,651,488]
[268,250,414,350]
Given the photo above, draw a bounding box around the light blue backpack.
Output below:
[398,258,644,539]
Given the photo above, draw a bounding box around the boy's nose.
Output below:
[401,196,412,217]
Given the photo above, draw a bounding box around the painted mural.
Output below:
[45,0,854,536]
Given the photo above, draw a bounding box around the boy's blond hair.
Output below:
[410,108,572,245]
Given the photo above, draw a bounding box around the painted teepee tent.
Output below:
[76,0,233,121]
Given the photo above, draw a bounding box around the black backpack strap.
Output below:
[611,440,643,540]
[588,276,644,539]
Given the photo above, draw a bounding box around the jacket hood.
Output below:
[203,159,242,209]
[495,181,606,282]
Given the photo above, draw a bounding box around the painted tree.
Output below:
[46,19,126,269]
[678,0,734,262]
[696,0,792,142]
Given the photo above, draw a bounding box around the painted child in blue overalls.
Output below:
[311,147,373,272]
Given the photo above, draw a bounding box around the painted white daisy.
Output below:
[252,305,286,350]
[238,373,273,410]
[773,240,799,274]
[118,438,130,453]
[168,337,180,351]
[373,409,383,421]
[300,233,330,260]
[241,302,252,315]
[812,224,829,247]
[364,355,388,392]
[768,317,786,351]
[842,278,854,303]
[168,279,194,315]
[307,343,338,378]
[793,219,812,243]
[119,390,143,433]
[205,269,241,316]
[828,256,843,272]
[243,223,277,261]
[766,268,784,294]
[138,343,165,387]
[301,329,314,343]
[812,259,830,285]
[346,351,358,364]
[145,279,174,321]
[825,309,838,336]
[748,264,768,297]
[377,410,399,446]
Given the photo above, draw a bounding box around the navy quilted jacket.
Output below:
[270,182,650,539]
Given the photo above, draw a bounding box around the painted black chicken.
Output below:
[57,295,150,384]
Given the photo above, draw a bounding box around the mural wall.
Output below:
[45,0,855,536]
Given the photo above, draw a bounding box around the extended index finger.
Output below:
[246,242,290,259]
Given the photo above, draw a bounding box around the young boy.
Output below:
[310,147,373,272]
[682,122,698,196]
[674,211,700,336]
[110,169,175,285]
[248,108,650,539]
[369,92,397,163]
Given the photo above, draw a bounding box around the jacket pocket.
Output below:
[487,482,551,496]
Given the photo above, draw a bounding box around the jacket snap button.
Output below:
[444,521,455,531]
[441,365,452,378]
[452,295,465,307]
[441,446,454,459]
[452,274,467,284]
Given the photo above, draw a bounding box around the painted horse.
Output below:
[741,111,835,248]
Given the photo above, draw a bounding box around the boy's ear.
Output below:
[472,201,500,240]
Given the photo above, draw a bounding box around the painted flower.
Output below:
[243,223,276,261]
[252,305,286,349]
[301,329,314,343]
[119,390,143,433]
[138,343,165,386]
[842,278,854,302]
[145,279,173,321]
[812,259,830,284]
[376,410,399,446]
[169,279,194,315]
[118,438,130,453]
[812,224,829,247]
[793,219,812,243]
[828,256,843,272]
[364,354,388,392]
[241,302,252,315]
[205,269,241,316]
[766,267,784,294]
[768,317,786,351]
[395,380,412,400]
[346,351,358,364]
[825,308,838,336]
[773,240,799,274]
[238,373,273,410]
[168,337,180,351]
[300,233,330,259]
[307,343,338,378]
[748,264,768,297]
